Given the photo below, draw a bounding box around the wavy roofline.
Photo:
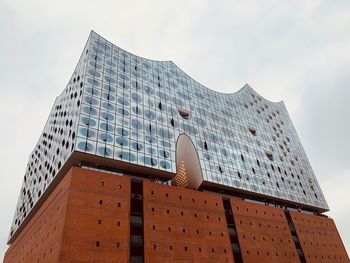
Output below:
[91,30,284,105]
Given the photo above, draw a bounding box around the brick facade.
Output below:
[4,167,348,262]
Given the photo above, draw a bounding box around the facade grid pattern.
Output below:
[9,31,328,241]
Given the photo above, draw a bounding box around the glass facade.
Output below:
[9,31,328,241]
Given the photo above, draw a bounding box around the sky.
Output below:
[0,0,349,259]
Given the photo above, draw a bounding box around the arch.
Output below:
[171,133,203,190]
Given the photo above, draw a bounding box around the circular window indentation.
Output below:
[86,78,100,86]
[160,160,171,169]
[119,74,129,81]
[158,128,173,139]
[157,91,169,101]
[81,116,96,127]
[97,145,113,157]
[85,87,100,97]
[145,124,156,135]
[181,123,198,135]
[176,91,192,101]
[119,81,129,89]
[203,153,212,160]
[145,135,157,144]
[131,93,142,103]
[101,112,115,121]
[100,122,113,132]
[118,97,129,106]
[102,92,115,102]
[131,119,143,130]
[77,141,94,152]
[116,127,129,136]
[105,68,116,76]
[144,109,156,120]
[87,69,101,78]
[143,156,157,166]
[159,150,170,158]
[208,133,219,143]
[101,102,114,111]
[99,133,113,143]
[132,106,142,115]
[117,108,130,116]
[84,96,98,106]
[89,61,102,69]
[104,76,116,83]
[103,84,116,93]
[220,148,229,157]
[160,140,171,148]
[131,142,143,151]
[147,147,157,154]
[79,127,96,138]
[118,152,136,162]
[193,117,206,127]
[116,137,128,146]
[143,62,151,69]
[144,85,154,95]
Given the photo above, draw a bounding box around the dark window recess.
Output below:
[130,180,144,262]
[265,150,273,161]
[223,198,243,263]
[178,108,190,119]
[285,212,306,263]
[170,118,175,127]
[204,141,208,151]
[241,154,245,162]
[248,127,256,136]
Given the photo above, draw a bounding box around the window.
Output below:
[265,150,273,161]
[248,127,256,136]
[204,141,208,151]
[178,108,190,119]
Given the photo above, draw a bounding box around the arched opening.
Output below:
[171,133,203,190]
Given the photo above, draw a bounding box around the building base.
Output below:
[4,167,349,263]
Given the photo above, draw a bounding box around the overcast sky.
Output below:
[1,0,349,259]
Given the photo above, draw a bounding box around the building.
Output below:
[4,31,349,262]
